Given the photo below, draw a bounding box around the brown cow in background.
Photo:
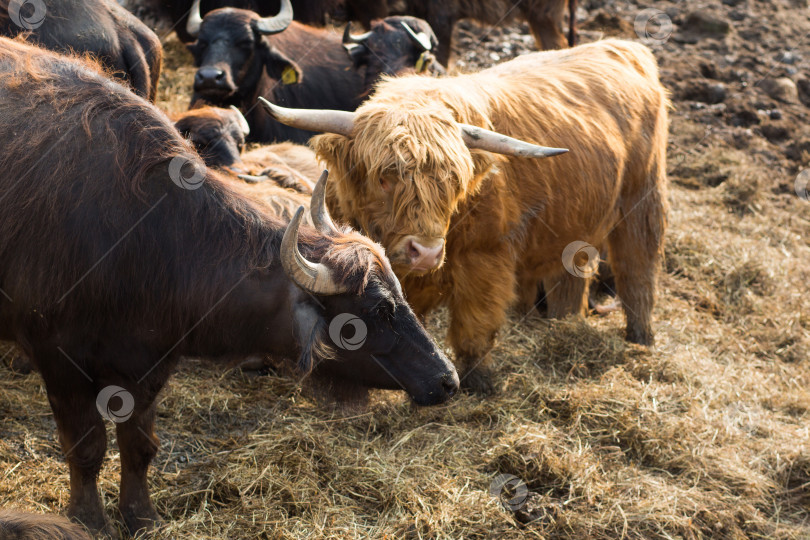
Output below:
[377,0,577,65]
[261,39,669,395]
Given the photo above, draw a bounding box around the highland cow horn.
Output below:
[187,0,202,37]
[229,106,251,137]
[458,124,569,159]
[255,0,293,35]
[401,21,432,52]
[258,97,355,137]
[310,170,339,235]
[342,22,373,45]
[281,207,348,295]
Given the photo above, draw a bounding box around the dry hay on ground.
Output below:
[3,0,810,538]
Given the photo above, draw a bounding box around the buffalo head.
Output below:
[343,16,445,95]
[174,106,250,169]
[186,0,301,103]
[281,171,459,405]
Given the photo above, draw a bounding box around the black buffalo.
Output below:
[343,15,445,96]
[186,0,365,143]
[0,0,162,101]
[145,0,389,42]
[0,36,457,536]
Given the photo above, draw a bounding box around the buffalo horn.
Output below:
[229,106,251,137]
[255,0,293,35]
[186,0,202,37]
[310,170,339,235]
[281,206,347,295]
[400,22,432,52]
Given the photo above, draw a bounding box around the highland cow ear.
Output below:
[466,148,504,193]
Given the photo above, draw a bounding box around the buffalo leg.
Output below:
[543,271,588,319]
[523,0,569,51]
[426,10,457,66]
[38,361,111,534]
[447,251,516,395]
[115,393,162,534]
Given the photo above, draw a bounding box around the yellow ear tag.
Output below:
[281,66,298,85]
[415,51,429,73]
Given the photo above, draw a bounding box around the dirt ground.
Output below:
[2,0,810,538]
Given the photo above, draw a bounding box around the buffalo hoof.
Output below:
[69,508,118,539]
[122,506,162,538]
[461,365,496,396]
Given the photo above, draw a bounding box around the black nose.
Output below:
[194,66,226,87]
[442,371,459,398]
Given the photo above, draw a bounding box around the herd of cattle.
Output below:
[0,0,669,536]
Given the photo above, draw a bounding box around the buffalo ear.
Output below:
[292,299,331,375]
[259,41,303,85]
[345,44,369,68]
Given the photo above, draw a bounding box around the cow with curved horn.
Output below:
[259,39,669,395]
[343,16,445,95]
[0,37,457,535]
[185,0,368,143]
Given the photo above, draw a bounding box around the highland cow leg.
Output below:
[516,272,541,316]
[523,0,569,51]
[607,222,658,346]
[116,400,162,535]
[448,254,516,395]
[542,271,588,319]
[38,360,111,535]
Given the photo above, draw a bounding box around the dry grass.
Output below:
[3,7,810,540]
